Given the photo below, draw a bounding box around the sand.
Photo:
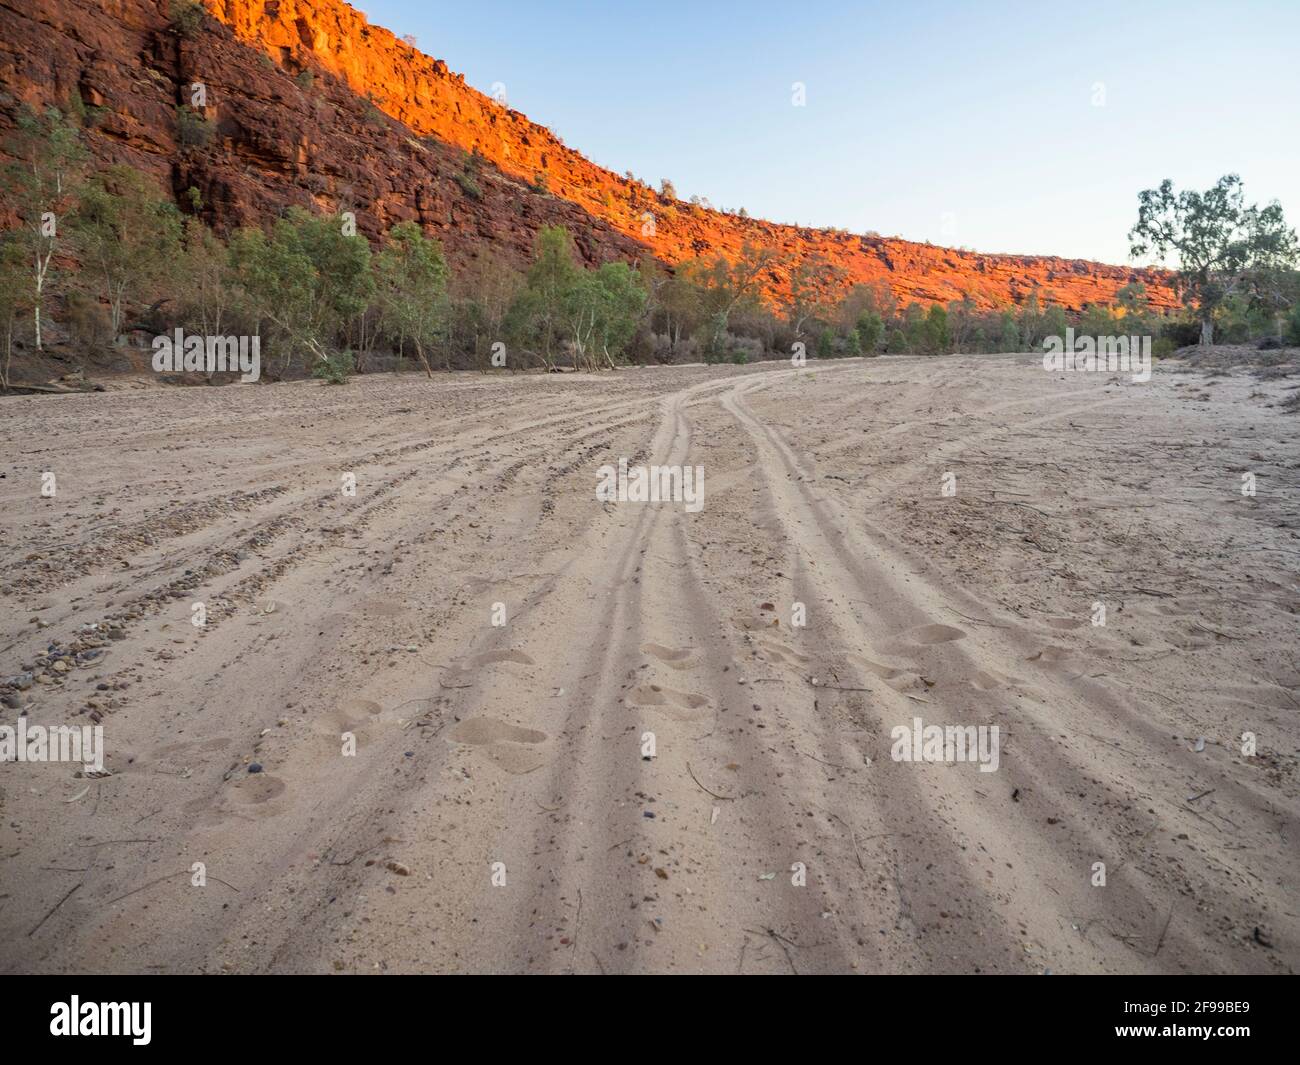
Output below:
[0,353,1296,973]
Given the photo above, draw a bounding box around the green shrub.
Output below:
[65,89,107,129]
[454,171,481,200]
[65,291,111,348]
[1160,319,1200,348]
[1286,304,1300,345]
[816,328,834,359]
[856,310,883,352]
[295,70,315,91]
[454,149,485,200]
[176,106,214,148]
[168,0,205,37]
[1220,319,1249,343]
[312,350,355,384]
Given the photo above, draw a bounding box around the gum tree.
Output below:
[589,262,647,368]
[374,221,448,376]
[655,266,705,359]
[1,106,87,350]
[681,242,775,356]
[512,225,581,370]
[1129,174,1297,344]
[0,237,29,389]
[177,213,240,339]
[450,248,522,372]
[229,208,373,375]
[76,166,182,340]
[783,253,847,340]
[561,261,647,371]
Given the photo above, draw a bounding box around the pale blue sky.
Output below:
[360,0,1298,266]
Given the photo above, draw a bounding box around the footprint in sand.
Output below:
[313,697,382,738]
[153,735,233,759]
[310,697,412,752]
[228,773,287,805]
[759,639,810,667]
[1045,616,1085,631]
[449,716,549,776]
[450,649,536,674]
[858,657,908,681]
[628,683,709,721]
[361,596,409,617]
[1027,646,1076,668]
[338,697,383,717]
[184,771,287,824]
[967,670,1003,692]
[450,718,547,745]
[903,623,967,645]
[855,656,933,692]
[641,643,698,670]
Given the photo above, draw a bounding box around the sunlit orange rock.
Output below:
[0,0,1178,312]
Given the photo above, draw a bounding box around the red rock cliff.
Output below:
[0,0,1176,311]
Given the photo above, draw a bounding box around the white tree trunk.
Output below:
[33,258,44,351]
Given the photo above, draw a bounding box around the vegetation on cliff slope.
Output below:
[1,106,1297,388]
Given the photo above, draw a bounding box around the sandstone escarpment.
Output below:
[0,0,646,273]
[0,0,1177,310]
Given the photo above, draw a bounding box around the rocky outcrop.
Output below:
[0,0,1177,310]
[0,0,646,274]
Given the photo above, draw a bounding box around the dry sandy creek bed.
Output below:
[0,353,1296,974]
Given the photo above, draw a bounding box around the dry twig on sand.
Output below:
[686,761,733,801]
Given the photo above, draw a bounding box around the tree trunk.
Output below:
[413,337,433,378]
[1199,316,1213,345]
[110,284,124,344]
[33,264,43,351]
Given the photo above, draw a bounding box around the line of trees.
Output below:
[0,105,656,383]
[4,106,1298,390]
[646,267,1189,364]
